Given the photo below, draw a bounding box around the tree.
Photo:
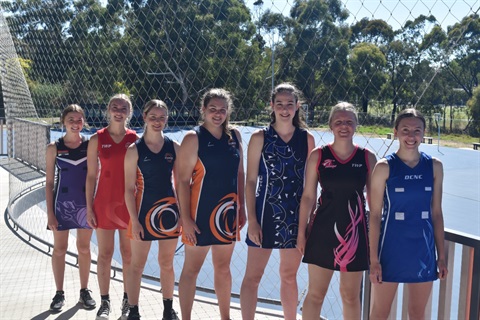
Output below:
[271,0,350,117]
[467,86,480,137]
[349,42,386,112]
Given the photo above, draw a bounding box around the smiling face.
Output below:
[202,97,228,127]
[108,98,131,123]
[271,91,299,124]
[394,117,425,150]
[144,107,168,132]
[63,111,84,133]
[330,110,357,140]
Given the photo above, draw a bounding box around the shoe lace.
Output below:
[98,300,110,315]
[81,289,93,301]
[52,293,64,304]
[121,298,129,315]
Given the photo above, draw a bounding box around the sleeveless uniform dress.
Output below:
[377,152,437,283]
[52,137,90,230]
[182,126,241,246]
[246,126,308,249]
[93,127,137,230]
[303,145,371,272]
[127,136,180,240]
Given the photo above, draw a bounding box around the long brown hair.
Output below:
[270,83,307,129]
[394,108,426,130]
[61,104,85,124]
[200,88,234,139]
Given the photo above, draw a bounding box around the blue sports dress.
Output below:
[246,126,309,249]
[378,152,438,283]
[127,136,180,241]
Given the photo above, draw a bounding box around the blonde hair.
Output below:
[106,94,133,123]
[328,102,358,128]
[143,99,169,132]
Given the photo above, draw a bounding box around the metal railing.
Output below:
[5,180,480,319]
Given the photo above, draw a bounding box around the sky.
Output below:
[245,0,479,30]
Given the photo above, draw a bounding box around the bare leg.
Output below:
[76,229,93,289]
[158,238,178,299]
[211,243,235,320]
[339,271,364,320]
[407,282,433,320]
[240,247,272,320]
[179,245,210,320]
[118,229,132,294]
[127,240,151,306]
[95,229,116,296]
[302,265,334,320]
[52,230,69,291]
[279,248,302,320]
[370,282,399,320]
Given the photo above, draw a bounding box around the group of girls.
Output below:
[46,83,447,320]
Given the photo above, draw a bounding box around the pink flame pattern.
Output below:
[333,192,364,272]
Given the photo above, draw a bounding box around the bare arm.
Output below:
[85,134,99,228]
[245,130,263,246]
[175,131,200,244]
[365,149,378,208]
[124,144,142,239]
[45,142,58,230]
[432,158,448,280]
[296,147,320,254]
[368,159,389,284]
[233,129,246,231]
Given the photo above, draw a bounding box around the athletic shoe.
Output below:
[162,308,179,320]
[49,292,65,312]
[127,305,141,319]
[96,299,111,319]
[79,288,96,309]
[121,298,129,319]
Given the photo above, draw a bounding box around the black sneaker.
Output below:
[162,308,179,320]
[96,299,111,319]
[120,298,129,319]
[127,305,141,320]
[49,292,65,312]
[79,288,96,309]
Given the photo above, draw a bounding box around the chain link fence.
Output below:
[1,0,479,318]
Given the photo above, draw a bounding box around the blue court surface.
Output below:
[165,126,480,236]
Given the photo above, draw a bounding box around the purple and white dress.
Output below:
[51,137,90,230]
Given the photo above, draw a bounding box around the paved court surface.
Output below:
[0,167,284,320]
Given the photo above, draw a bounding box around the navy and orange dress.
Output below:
[377,152,437,282]
[303,145,372,272]
[93,127,137,230]
[51,137,90,230]
[183,126,241,246]
[127,136,180,240]
[246,126,309,249]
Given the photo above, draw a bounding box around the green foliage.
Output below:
[467,86,480,136]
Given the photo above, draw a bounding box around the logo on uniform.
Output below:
[57,150,69,156]
[164,153,174,163]
[405,174,423,180]
[322,159,337,169]
[352,163,362,168]
[228,139,237,147]
[101,144,112,149]
[208,142,214,147]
